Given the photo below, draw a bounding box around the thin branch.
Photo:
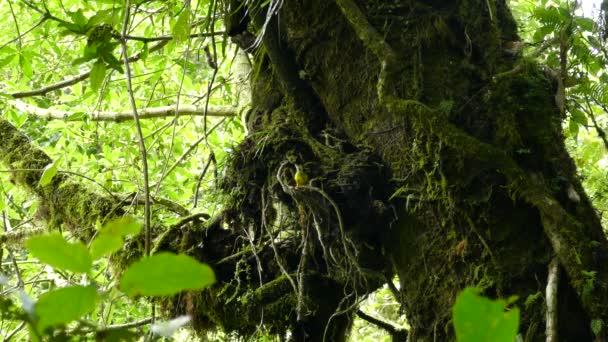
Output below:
[193,152,215,208]
[3,321,26,342]
[116,31,224,43]
[8,100,236,122]
[356,309,408,340]
[0,17,47,51]
[121,0,151,256]
[546,258,560,342]
[584,98,608,151]
[100,317,153,331]
[154,118,226,188]
[2,212,24,288]
[8,40,169,98]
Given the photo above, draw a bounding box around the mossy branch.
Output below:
[335,0,608,324]
[388,98,608,323]
[0,118,121,238]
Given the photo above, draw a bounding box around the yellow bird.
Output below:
[294,165,308,187]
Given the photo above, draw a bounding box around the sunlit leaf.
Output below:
[90,233,123,260]
[39,163,57,186]
[35,286,99,330]
[453,288,519,342]
[90,60,106,92]
[120,253,215,296]
[26,233,92,273]
[172,7,191,42]
[19,53,33,79]
[100,217,142,236]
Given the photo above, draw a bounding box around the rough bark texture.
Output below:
[202,0,608,340]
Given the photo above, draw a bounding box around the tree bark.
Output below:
[211,0,608,340]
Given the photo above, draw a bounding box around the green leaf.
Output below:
[90,233,123,260]
[0,54,15,68]
[575,17,594,32]
[100,217,142,236]
[35,285,99,330]
[172,7,191,42]
[19,53,33,79]
[39,163,57,186]
[592,319,603,336]
[101,50,124,73]
[453,287,519,342]
[140,43,149,61]
[90,60,106,92]
[68,10,88,27]
[120,253,215,296]
[26,233,92,273]
[570,108,588,126]
[569,118,580,139]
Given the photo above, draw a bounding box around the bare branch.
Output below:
[356,309,408,340]
[8,100,236,122]
[116,31,224,43]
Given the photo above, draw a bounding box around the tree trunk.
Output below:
[201,0,608,340]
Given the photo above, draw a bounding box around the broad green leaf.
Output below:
[39,163,57,186]
[90,60,106,92]
[569,119,580,139]
[453,288,519,342]
[68,10,88,27]
[26,233,92,273]
[172,7,191,42]
[575,17,594,32]
[101,50,124,73]
[90,233,123,260]
[570,108,588,126]
[120,253,215,296]
[19,53,33,79]
[35,285,99,330]
[140,43,149,61]
[0,54,15,68]
[100,217,142,236]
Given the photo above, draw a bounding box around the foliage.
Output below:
[0,0,607,340]
[453,288,519,342]
[3,218,214,338]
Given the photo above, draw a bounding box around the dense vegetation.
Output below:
[0,0,607,341]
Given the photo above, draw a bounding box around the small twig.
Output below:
[120,0,151,257]
[193,152,215,208]
[546,257,560,342]
[582,98,608,151]
[3,321,26,342]
[7,1,22,50]
[101,317,153,331]
[114,31,224,43]
[154,118,226,189]
[2,212,24,288]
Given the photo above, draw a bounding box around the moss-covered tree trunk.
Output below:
[4,0,608,341]
[213,0,608,340]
